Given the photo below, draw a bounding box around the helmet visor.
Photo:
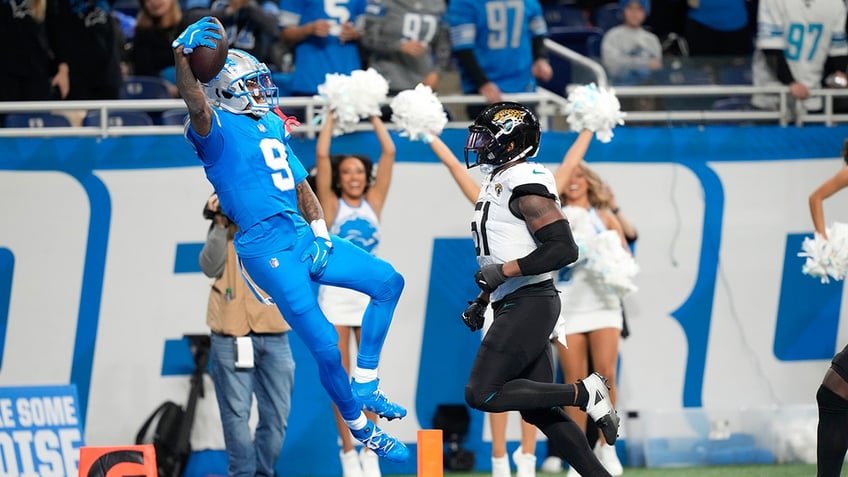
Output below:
[464,127,493,169]
[465,127,493,151]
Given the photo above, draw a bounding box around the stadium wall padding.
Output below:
[1,124,847,476]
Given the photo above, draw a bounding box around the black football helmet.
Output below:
[464,102,541,170]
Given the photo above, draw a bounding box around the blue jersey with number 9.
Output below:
[186,110,309,257]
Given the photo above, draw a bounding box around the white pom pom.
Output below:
[799,222,848,283]
[389,84,448,142]
[315,68,389,135]
[349,68,389,118]
[584,231,640,296]
[564,83,627,143]
[562,206,639,296]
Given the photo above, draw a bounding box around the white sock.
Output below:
[352,367,378,383]
[346,414,369,431]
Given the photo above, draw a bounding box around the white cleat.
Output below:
[492,455,511,477]
[512,447,537,477]
[594,442,623,476]
[539,456,562,473]
[359,447,382,477]
[340,449,364,477]
[580,372,621,445]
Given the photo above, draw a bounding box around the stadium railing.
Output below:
[1,39,847,138]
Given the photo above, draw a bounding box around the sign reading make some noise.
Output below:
[0,385,84,477]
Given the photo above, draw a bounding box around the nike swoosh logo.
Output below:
[532,170,546,174]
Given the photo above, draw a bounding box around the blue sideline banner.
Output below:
[0,385,84,476]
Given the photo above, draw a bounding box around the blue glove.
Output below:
[301,237,333,277]
[171,16,222,54]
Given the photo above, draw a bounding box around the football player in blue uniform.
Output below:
[171,17,409,462]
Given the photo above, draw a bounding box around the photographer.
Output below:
[199,192,296,477]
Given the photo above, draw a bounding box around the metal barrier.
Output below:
[2,39,847,138]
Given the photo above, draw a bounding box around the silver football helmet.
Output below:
[204,49,278,116]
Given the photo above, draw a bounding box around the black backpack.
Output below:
[135,335,211,477]
[135,401,189,477]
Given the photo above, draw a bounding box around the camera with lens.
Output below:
[203,202,222,220]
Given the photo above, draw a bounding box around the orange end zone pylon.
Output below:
[417,429,444,477]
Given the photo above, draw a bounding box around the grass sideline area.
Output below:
[417,465,830,476]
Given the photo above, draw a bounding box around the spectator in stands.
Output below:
[751,0,848,113]
[51,0,124,100]
[361,0,448,96]
[446,0,553,119]
[278,0,366,98]
[129,0,185,96]
[684,0,752,56]
[207,0,282,69]
[600,0,662,85]
[0,0,69,103]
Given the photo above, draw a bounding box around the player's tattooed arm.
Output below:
[296,180,325,223]
[173,47,213,135]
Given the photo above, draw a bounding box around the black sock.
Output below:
[576,381,589,409]
[817,385,848,477]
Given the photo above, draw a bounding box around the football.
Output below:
[188,17,228,84]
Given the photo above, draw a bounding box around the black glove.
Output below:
[462,299,487,332]
[474,263,507,293]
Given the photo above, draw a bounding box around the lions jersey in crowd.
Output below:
[186,110,310,258]
[752,0,848,110]
[362,0,447,93]
[473,162,559,302]
[447,0,548,94]
[278,0,366,95]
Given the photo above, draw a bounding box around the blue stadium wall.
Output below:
[0,124,846,476]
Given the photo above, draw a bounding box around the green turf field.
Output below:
[424,465,832,477]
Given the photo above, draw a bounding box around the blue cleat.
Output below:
[352,378,408,420]
[350,423,410,463]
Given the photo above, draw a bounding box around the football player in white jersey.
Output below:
[751,0,848,112]
[458,102,619,477]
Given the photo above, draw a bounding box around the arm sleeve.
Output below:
[762,49,795,84]
[516,220,579,275]
[199,226,228,278]
[454,49,490,89]
[532,35,547,61]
